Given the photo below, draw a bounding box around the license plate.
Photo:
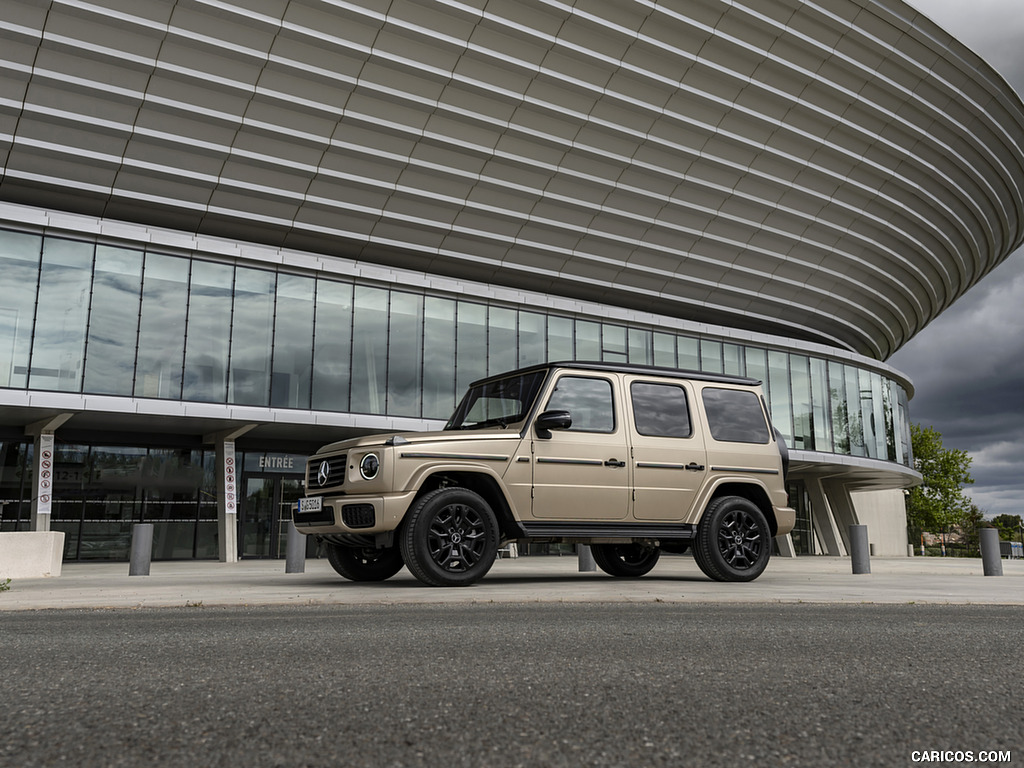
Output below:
[298,496,322,514]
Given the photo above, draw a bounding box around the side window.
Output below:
[702,387,770,444]
[545,376,615,433]
[631,382,692,438]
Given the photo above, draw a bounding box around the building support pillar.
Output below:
[25,414,74,532]
[804,477,847,556]
[204,425,257,563]
[822,479,860,555]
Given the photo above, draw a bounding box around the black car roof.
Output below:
[469,360,762,388]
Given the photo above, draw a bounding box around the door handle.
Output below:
[685,462,705,471]
[604,459,626,468]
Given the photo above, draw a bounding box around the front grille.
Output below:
[341,504,376,529]
[307,454,347,491]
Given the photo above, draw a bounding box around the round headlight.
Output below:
[359,452,380,480]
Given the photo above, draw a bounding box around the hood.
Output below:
[312,427,523,455]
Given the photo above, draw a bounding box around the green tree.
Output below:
[906,424,975,552]
[991,513,1024,541]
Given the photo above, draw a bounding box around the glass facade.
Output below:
[0,227,912,468]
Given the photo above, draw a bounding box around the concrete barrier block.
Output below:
[0,531,65,579]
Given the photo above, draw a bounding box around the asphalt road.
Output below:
[2,603,1021,768]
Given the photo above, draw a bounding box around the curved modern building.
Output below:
[2,0,1023,565]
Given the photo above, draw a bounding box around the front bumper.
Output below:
[293,490,418,535]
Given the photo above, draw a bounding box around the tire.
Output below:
[399,487,499,587]
[326,542,404,582]
[591,543,661,578]
[692,496,771,582]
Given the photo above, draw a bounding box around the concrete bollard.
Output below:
[285,521,306,574]
[849,524,870,574]
[129,523,154,576]
[979,528,1003,576]
[577,543,596,572]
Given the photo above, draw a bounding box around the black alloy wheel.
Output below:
[399,487,499,587]
[326,542,404,581]
[591,542,661,577]
[692,495,771,582]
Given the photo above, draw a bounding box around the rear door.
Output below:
[626,377,708,522]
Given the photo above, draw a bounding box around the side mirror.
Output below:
[535,409,572,439]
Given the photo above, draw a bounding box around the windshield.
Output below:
[445,370,548,430]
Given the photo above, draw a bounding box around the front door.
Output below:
[531,374,630,520]
[240,475,303,558]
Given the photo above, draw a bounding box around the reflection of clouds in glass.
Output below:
[547,377,614,432]
[702,388,769,444]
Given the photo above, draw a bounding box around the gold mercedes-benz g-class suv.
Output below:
[294,362,795,587]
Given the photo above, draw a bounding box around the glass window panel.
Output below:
[229,267,275,406]
[744,346,768,391]
[653,332,676,368]
[456,301,486,395]
[29,238,94,392]
[868,371,887,460]
[0,440,32,531]
[700,340,723,373]
[767,350,793,444]
[350,285,388,414]
[723,343,744,376]
[790,354,812,450]
[829,361,850,455]
[810,357,831,452]
[898,385,912,466]
[488,306,516,375]
[388,292,423,416]
[183,261,233,402]
[678,336,699,370]
[518,311,546,368]
[885,379,899,462]
[631,382,691,437]
[0,230,42,388]
[702,388,771,443]
[545,376,615,433]
[548,316,573,361]
[312,279,352,412]
[271,274,315,409]
[602,324,627,362]
[628,328,652,365]
[136,253,189,399]
[575,320,600,360]
[845,365,866,456]
[84,246,143,396]
[423,297,456,419]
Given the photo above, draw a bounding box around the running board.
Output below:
[520,522,696,540]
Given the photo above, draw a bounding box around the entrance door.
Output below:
[240,475,304,558]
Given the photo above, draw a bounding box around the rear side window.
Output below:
[631,382,692,438]
[702,388,770,444]
[545,376,615,433]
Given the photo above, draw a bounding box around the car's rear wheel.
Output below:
[591,543,660,577]
[692,496,771,582]
[400,487,499,587]
[326,542,404,582]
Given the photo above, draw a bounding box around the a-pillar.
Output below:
[25,414,74,532]
[204,425,257,563]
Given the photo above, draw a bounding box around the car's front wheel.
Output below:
[692,496,771,582]
[326,542,404,581]
[591,543,660,577]
[399,487,499,587]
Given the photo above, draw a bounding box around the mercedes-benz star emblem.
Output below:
[317,460,331,487]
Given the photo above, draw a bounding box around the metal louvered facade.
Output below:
[1,0,1023,561]
[2,0,1022,360]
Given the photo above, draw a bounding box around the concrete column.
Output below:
[775,533,797,558]
[822,479,859,553]
[205,425,257,564]
[804,478,846,556]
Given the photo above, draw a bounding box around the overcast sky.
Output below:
[889,0,1024,520]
